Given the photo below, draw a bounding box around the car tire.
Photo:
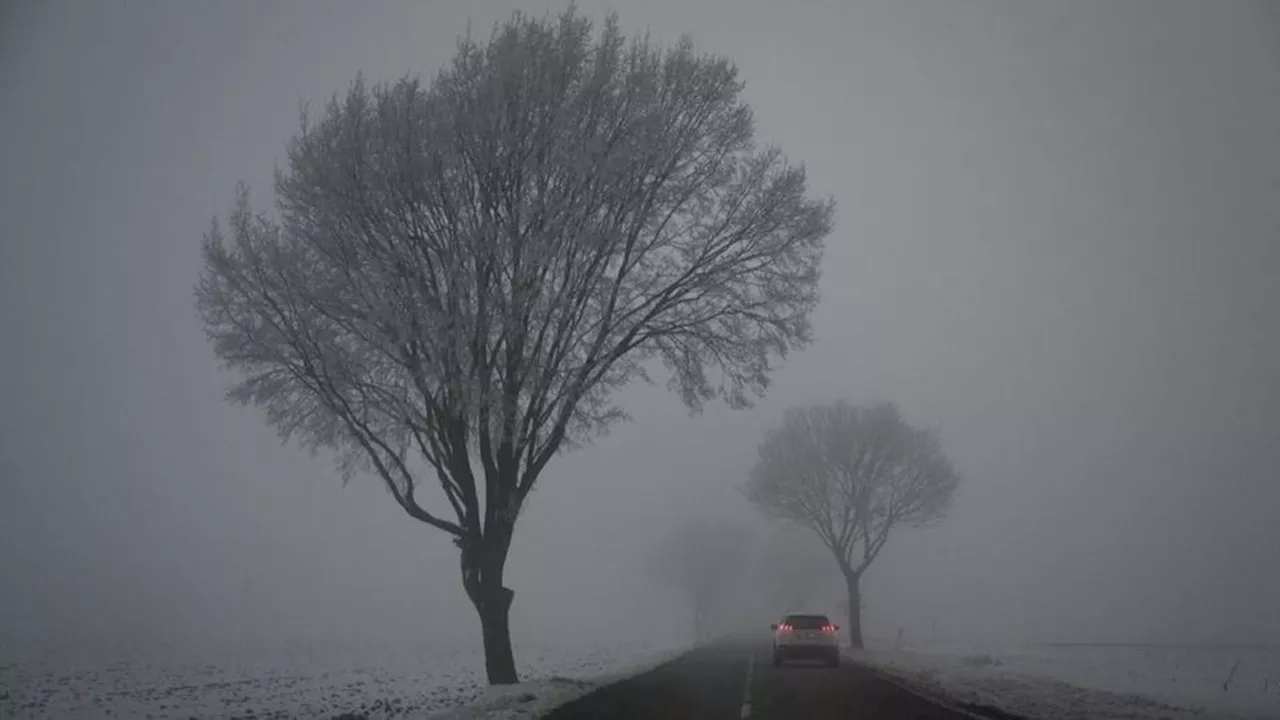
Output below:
[772,649,782,666]
[828,651,840,668]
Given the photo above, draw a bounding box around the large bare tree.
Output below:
[744,402,958,648]
[194,9,830,684]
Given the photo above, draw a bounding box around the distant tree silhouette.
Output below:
[650,518,752,642]
[745,402,958,648]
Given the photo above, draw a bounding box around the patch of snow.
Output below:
[421,643,686,720]
[0,639,688,719]
[417,677,594,720]
[851,643,1280,720]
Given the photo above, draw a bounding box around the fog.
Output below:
[2,0,1278,664]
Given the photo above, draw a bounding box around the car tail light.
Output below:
[779,623,792,631]
[822,624,835,633]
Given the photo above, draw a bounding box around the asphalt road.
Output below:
[542,640,1000,720]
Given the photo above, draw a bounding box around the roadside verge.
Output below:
[421,645,692,720]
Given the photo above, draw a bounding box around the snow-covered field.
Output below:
[854,642,1280,720]
[0,638,687,719]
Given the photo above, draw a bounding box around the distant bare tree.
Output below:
[650,518,752,642]
[744,402,958,648]
[757,528,833,612]
[194,8,830,684]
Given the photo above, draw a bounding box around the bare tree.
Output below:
[743,402,958,648]
[650,518,752,642]
[194,8,830,684]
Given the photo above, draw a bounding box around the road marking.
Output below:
[740,652,755,718]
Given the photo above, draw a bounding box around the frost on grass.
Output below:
[0,640,687,719]
[852,643,1280,720]
[421,644,686,720]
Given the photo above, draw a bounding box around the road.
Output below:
[543,640,1004,720]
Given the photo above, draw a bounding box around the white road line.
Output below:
[740,652,755,719]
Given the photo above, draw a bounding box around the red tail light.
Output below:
[779,623,792,631]
[822,624,835,633]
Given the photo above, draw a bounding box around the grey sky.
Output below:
[2,0,1278,659]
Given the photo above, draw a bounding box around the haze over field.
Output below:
[2,0,1278,675]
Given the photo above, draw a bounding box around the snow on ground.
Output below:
[421,645,686,720]
[852,642,1280,720]
[0,638,688,719]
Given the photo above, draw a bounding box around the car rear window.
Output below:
[785,614,829,629]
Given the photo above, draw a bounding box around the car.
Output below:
[771,613,841,667]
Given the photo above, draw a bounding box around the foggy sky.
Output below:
[2,0,1278,660]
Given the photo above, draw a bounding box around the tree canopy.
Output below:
[196,8,831,683]
[744,401,959,646]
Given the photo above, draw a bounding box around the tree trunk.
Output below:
[845,573,864,649]
[462,532,519,685]
[474,583,517,684]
